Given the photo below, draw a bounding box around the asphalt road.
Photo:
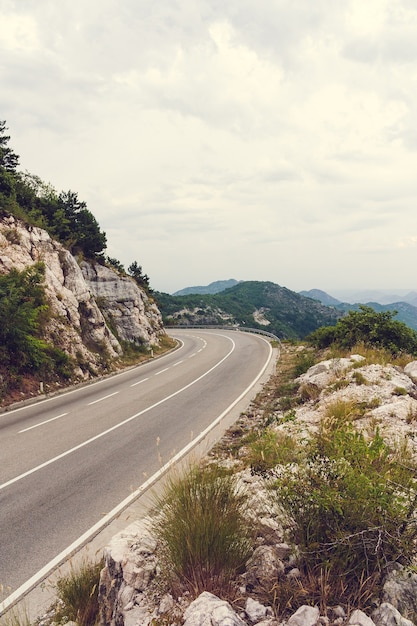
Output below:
[0,329,274,609]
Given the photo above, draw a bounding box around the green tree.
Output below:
[0,121,19,198]
[55,190,107,257]
[309,305,417,355]
[128,261,152,293]
[0,120,19,172]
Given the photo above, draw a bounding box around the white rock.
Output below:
[183,592,246,626]
[286,605,320,626]
[404,361,417,384]
[348,609,376,626]
[372,602,415,626]
[245,597,271,623]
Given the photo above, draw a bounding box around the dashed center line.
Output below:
[172,361,183,367]
[87,391,119,406]
[19,413,68,434]
[155,367,170,376]
[131,378,149,387]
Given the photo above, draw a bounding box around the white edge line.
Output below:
[0,336,235,493]
[0,339,185,418]
[0,335,273,616]
[18,413,68,434]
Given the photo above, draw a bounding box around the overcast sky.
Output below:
[1,0,417,295]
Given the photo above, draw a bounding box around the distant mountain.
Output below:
[299,289,417,332]
[328,289,417,307]
[173,279,240,296]
[156,281,342,340]
[299,289,341,306]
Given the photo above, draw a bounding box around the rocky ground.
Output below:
[94,344,417,626]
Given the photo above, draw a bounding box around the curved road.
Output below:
[0,329,274,611]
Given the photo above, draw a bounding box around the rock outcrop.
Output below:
[0,214,165,382]
[81,261,163,346]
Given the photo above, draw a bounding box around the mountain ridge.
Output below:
[173,279,241,296]
[301,288,417,332]
[156,280,342,340]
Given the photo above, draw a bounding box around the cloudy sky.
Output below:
[1,0,417,295]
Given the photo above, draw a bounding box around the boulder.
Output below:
[404,362,417,384]
[182,592,246,626]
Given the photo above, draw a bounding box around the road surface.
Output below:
[0,328,274,611]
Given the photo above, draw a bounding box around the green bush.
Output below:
[152,463,253,597]
[273,416,417,607]
[309,305,417,356]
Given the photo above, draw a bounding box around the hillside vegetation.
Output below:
[156,280,342,339]
[0,121,161,403]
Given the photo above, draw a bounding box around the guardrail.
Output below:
[165,324,282,346]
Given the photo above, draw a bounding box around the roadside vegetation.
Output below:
[0,262,74,401]
[210,308,417,613]
[152,463,254,598]
[53,559,103,626]
[3,305,417,624]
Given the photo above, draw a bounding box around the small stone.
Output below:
[245,597,271,623]
[348,609,376,626]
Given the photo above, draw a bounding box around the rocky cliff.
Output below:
[0,214,165,382]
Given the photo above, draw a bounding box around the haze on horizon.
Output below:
[1,1,417,295]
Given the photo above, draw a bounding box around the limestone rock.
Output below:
[348,609,376,626]
[81,261,164,345]
[245,545,285,588]
[372,602,415,626]
[404,361,417,384]
[245,597,272,623]
[383,566,417,622]
[183,592,246,626]
[286,605,320,626]
[0,215,165,387]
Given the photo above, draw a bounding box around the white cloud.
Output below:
[1,0,417,293]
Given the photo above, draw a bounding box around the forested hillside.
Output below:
[156,280,342,339]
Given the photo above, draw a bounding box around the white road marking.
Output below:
[0,338,185,417]
[155,367,169,376]
[87,392,119,406]
[130,378,149,387]
[0,334,273,616]
[0,337,236,493]
[18,413,68,434]
[172,360,183,367]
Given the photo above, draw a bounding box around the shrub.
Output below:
[308,306,417,356]
[246,429,302,474]
[152,463,253,597]
[273,418,417,608]
[292,350,317,377]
